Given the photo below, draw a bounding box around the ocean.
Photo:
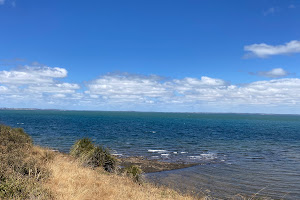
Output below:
[0,110,299,199]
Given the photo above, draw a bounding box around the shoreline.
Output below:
[119,156,199,173]
[57,150,199,173]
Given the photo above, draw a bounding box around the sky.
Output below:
[1,0,300,113]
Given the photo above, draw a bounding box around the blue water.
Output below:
[0,110,299,199]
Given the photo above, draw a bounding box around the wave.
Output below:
[148,149,167,153]
[188,153,217,160]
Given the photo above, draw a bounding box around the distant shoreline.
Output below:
[1,107,300,116]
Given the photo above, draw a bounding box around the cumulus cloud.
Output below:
[0,66,67,84]
[86,73,171,103]
[250,68,290,78]
[0,65,80,108]
[240,79,300,105]
[244,40,300,58]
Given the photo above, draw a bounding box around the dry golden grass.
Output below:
[46,154,202,200]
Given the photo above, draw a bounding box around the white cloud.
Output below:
[0,66,67,84]
[0,85,8,92]
[240,79,300,105]
[244,40,300,58]
[0,65,80,108]
[251,68,290,78]
[86,73,171,103]
[26,83,80,94]
[0,0,5,5]
[51,94,66,98]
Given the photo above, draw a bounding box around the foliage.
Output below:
[70,138,118,172]
[124,165,144,183]
[70,138,94,158]
[0,125,53,199]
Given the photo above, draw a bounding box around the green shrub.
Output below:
[70,138,118,172]
[102,150,118,172]
[0,125,52,199]
[81,146,105,168]
[124,165,143,183]
[0,173,52,200]
[70,138,95,157]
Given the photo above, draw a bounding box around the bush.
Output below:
[70,138,118,172]
[0,173,52,199]
[0,125,52,199]
[0,126,32,150]
[124,165,143,183]
[70,138,94,158]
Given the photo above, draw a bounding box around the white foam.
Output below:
[112,153,123,156]
[173,152,178,154]
[200,153,217,160]
[148,149,167,153]
[151,156,159,158]
[161,154,170,156]
[188,156,201,159]
[187,153,217,160]
[180,151,188,154]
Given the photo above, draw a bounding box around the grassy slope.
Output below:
[46,153,198,200]
[0,125,199,200]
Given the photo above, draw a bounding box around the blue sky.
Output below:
[1,0,300,113]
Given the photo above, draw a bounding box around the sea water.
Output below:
[0,110,299,199]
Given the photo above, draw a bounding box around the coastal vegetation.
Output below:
[0,125,53,199]
[0,125,198,200]
[70,138,118,172]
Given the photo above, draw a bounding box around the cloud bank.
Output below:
[244,40,300,58]
[1,65,300,113]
